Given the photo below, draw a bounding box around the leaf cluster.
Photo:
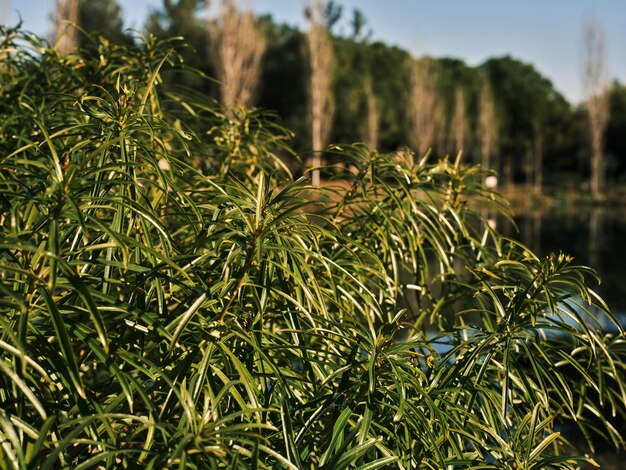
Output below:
[0,27,624,468]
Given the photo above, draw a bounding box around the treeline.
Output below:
[43,0,626,188]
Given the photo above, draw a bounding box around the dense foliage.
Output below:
[0,28,625,468]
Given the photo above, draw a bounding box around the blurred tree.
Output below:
[364,75,379,149]
[325,38,411,151]
[483,56,571,186]
[434,96,447,156]
[147,0,206,39]
[435,58,482,159]
[367,42,411,150]
[208,0,266,108]
[581,16,611,198]
[331,10,375,148]
[605,82,626,183]
[408,56,439,155]
[478,77,498,176]
[351,10,377,151]
[541,97,584,187]
[306,0,335,185]
[52,0,134,54]
[146,0,212,92]
[257,18,308,157]
[452,87,467,154]
[54,0,79,53]
[332,36,366,145]
[218,11,585,187]
[323,1,343,32]
[350,8,371,41]
[78,0,131,46]
[532,122,543,193]
[131,7,605,188]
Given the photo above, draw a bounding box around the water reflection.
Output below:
[400,204,626,323]
[508,206,626,314]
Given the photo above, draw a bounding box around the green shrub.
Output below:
[0,27,624,469]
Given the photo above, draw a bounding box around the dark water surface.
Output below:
[508,206,626,314]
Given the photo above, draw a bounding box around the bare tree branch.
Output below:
[208,0,267,108]
[582,15,610,198]
[55,0,79,54]
[452,87,466,153]
[408,56,438,156]
[364,75,379,150]
[478,78,498,174]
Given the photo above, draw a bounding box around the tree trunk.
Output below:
[208,0,266,109]
[55,0,79,54]
[307,1,334,185]
[364,76,379,150]
[582,17,610,199]
[533,129,543,194]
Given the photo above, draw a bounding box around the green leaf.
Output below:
[38,287,86,399]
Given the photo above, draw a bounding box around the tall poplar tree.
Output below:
[209,0,266,108]
[306,0,334,186]
[582,16,610,198]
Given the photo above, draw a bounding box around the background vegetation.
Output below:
[18,0,622,190]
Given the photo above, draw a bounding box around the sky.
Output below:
[5,0,626,104]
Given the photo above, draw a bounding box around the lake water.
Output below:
[507,206,626,316]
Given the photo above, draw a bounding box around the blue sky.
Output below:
[6,0,626,103]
